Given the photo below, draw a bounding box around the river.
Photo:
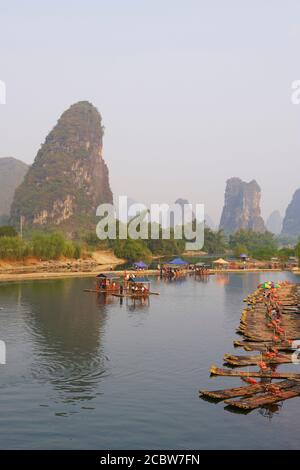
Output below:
[0,271,299,449]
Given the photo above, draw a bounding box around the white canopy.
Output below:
[213,258,229,265]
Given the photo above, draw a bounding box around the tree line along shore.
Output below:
[0,225,299,280]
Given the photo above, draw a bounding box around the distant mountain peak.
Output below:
[0,157,28,222]
[266,210,283,235]
[10,101,113,235]
[281,189,300,236]
[219,177,265,234]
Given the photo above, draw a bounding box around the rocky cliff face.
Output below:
[10,102,113,235]
[0,157,28,223]
[281,189,300,237]
[266,210,283,235]
[219,177,266,234]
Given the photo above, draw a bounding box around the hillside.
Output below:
[10,101,113,236]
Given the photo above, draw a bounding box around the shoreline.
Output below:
[0,267,297,283]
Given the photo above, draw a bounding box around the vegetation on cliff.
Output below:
[10,101,113,235]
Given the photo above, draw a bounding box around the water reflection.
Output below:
[193,274,210,283]
[94,288,151,312]
[225,401,283,419]
[215,274,230,286]
[161,276,187,285]
[95,292,120,306]
[126,296,150,312]
[258,402,283,420]
[224,395,283,419]
[15,279,109,408]
[223,273,260,292]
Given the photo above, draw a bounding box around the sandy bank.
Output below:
[0,267,295,283]
[0,269,160,283]
[0,250,126,282]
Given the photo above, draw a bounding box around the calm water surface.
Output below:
[0,272,299,449]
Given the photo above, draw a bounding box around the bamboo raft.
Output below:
[84,288,159,297]
[200,282,300,411]
[225,384,300,410]
[233,340,294,352]
[85,273,160,299]
[200,379,296,400]
[223,353,294,366]
[210,365,300,380]
[84,289,118,293]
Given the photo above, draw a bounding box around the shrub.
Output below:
[0,226,18,237]
[229,229,278,260]
[73,243,82,259]
[295,242,300,264]
[113,239,152,262]
[0,237,30,260]
[31,232,78,260]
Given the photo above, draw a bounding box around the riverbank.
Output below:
[0,250,126,282]
[0,269,160,283]
[0,266,297,283]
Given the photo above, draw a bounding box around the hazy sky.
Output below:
[1,0,300,225]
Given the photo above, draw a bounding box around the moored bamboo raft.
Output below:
[200,282,300,411]
[199,379,295,400]
[225,384,300,410]
[84,288,116,293]
[210,365,300,380]
[233,340,293,352]
[224,352,294,366]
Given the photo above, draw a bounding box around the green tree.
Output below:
[229,229,278,260]
[278,247,295,261]
[203,228,227,254]
[31,232,77,260]
[0,237,30,260]
[113,239,152,262]
[295,242,300,264]
[146,224,185,255]
[233,244,248,258]
[0,226,18,237]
